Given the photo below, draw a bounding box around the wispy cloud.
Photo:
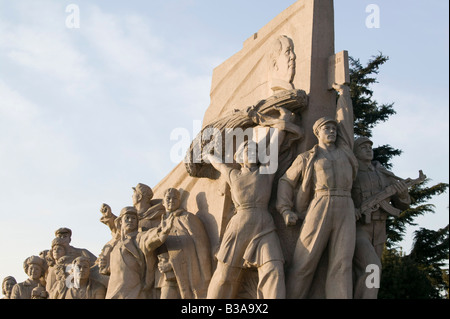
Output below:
[0,1,217,283]
[0,80,81,179]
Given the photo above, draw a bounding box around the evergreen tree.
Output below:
[349,53,449,298]
[379,247,436,299]
[378,225,449,299]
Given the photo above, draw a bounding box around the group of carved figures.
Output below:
[2,82,423,300]
[1,186,212,300]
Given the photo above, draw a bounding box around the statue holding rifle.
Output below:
[351,136,426,299]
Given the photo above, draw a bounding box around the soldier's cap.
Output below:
[354,136,373,152]
[54,227,72,237]
[119,206,138,219]
[313,117,337,136]
[132,183,153,199]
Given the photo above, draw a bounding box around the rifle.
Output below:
[360,170,426,224]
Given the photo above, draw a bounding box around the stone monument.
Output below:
[2,0,426,300]
[153,0,342,298]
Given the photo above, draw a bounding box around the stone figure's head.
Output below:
[51,237,67,263]
[234,140,258,167]
[163,188,181,213]
[118,206,139,234]
[269,35,296,92]
[72,256,91,281]
[23,256,46,281]
[2,276,17,298]
[132,183,153,206]
[55,227,72,246]
[313,117,337,145]
[354,137,374,161]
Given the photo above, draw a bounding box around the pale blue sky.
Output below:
[0,0,448,286]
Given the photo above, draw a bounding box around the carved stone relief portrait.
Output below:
[268,35,296,93]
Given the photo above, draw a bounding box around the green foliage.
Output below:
[410,225,449,269]
[380,226,449,299]
[349,53,402,170]
[379,248,439,299]
[372,145,402,170]
[349,53,396,139]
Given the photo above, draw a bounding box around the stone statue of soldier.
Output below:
[277,83,358,299]
[95,183,166,293]
[351,136,411,299]
[54,227,97,266]
[102,206,174,299]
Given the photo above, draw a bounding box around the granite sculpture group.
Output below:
[2,0,425,300]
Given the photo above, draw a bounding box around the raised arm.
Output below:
[258,106,297,176]
[333,83,354,150]
[99,203,118,237]
[206,153,233,178]
[139,213,175,252]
